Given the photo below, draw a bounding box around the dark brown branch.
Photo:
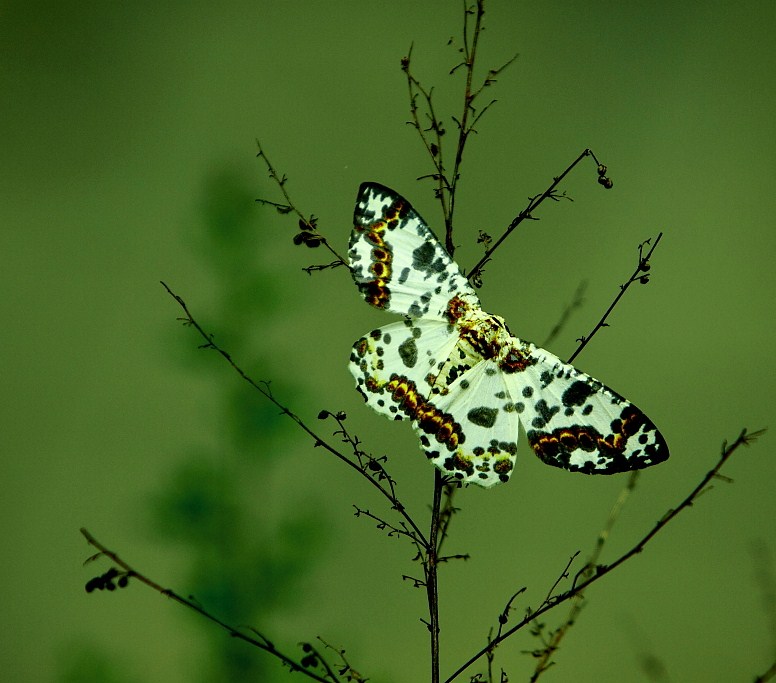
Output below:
[754,660,776,683]
[467,149,600,284]
[316,638,368,682]
[444,0,486,254]
[353,505,417,543]
[530,472,640,680]
[80,528,338,683]
[567,234,662,364]
[160,281,428,548]
[403,0,517,257]
[444,428,766,682]
[428,469,444,683]
[255,141,348,269]
[434,484,460,557]
[403,46,452,231]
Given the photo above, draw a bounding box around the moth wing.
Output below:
[349,318,460,421]
[505,341,669,473]
[419,355,523,488]
[349,182,478,320]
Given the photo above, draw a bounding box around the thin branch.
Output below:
[755,660,776,683]
[325,410,401,500]
[483,588,529,682]
[160,281,428,548]
[444,0,486,253]
[467,149,604,284]
[444,428,766,682]
[540,551,581,609]
[567,234,662,364]
[541,280,587,349]
[316,637,369,683]
[434,483,462,557]
[530,472,640,680]
[403,46,451,230]
[428,469,445,683]
[353,506,417,543]
[447,1,519,253]
[302,642,343,683]
[303,260,345,275]
[80,528,339,683]
[255,141,347,270]
[403,0,518,256]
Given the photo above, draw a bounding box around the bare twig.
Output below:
[493,588,528,641]
[530,472,640,680]
[755,660,776,683]
[80,528,340,683]
[539,551,581,609]
[567,234,662,364]
[255,141,347,270]
[303,260,344,275]
[444,0,486,253]
[444,428,766,682]
[316,637,369,682]
[541,280,587,348]
[435,484,462,558]
[403,44,449,219]
[467,149,607,284]
[324,410,401,501]
[353,506,417,543]
[160,281,427,548]
[403,0,517,255]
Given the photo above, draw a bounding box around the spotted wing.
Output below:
[504,341,669,473]
[351,321,523,488]
[349,182,479,320]
[418,355,524,488]
[349,318,460,421]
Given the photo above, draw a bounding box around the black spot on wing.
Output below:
[412,241,436,269]
[531,399,560,429]
[467,406,498,428]
[562,380,595,407]
[399,338,417,368]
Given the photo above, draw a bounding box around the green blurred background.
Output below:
[2,1,775,681]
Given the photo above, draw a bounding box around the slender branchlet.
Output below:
[528,472,639,680]
[352,505,418,545]
[435,484,467,561]
[316,637,369,683]
[255,141,347,272]
[159,281,427,548]
[467,149,612,286]
[445,428,766,682]
[403,0,518,255]
[567,233,662,364]
[80,528,344,683]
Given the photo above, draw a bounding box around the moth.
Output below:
[348,182,668,487]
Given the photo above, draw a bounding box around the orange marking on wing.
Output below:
[385,374,463,452]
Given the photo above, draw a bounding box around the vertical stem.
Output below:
[428,468,444,683]
[445,0,486,253]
